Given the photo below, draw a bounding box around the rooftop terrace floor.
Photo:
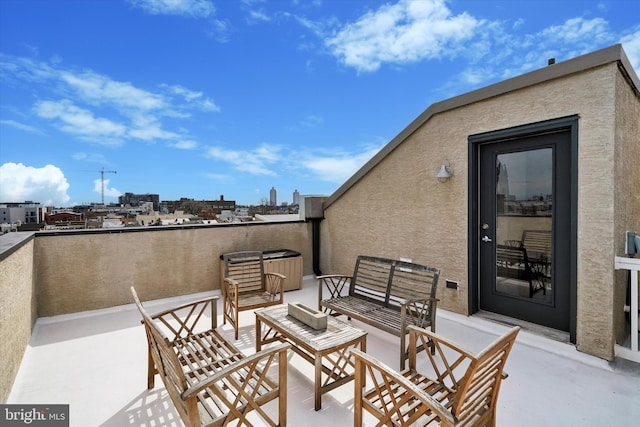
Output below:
[8,277,640,426]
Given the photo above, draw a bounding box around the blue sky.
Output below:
[1,0,638,207]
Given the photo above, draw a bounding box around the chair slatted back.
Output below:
[451,327,520,424]
[223,251,265,293]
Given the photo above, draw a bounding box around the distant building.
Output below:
[0,202,43,226]
[270,187,277,206]
[164,196,235,214]
[119,193,160,211]
[45,212,83,225]
[293,189,300,206]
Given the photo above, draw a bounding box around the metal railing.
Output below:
[615,256,640,354]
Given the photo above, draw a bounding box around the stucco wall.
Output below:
[35,222,312,316]
[613,70,640,346]
[321,62,636,359]
[0,234,36,403]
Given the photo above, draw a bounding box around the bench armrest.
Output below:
[150,296,218,340]
[317,275,352,308]
[316,274,350,280]
[351,348,456,426]
[181,342,291,399]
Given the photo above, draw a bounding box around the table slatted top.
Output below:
[255,304,367,351]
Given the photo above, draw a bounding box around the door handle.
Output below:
[482,235,493,243]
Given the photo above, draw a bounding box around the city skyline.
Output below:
[1,0,639,206]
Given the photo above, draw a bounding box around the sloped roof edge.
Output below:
[324,44,639,210]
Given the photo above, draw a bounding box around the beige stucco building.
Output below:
[320,44,639,361]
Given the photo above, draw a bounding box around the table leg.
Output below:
[359,337,366,388]
[255,317,262,351]
[315,354,322,411]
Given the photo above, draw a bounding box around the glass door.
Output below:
[478,130,571,331]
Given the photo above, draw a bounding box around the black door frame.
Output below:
[468,115,578,343]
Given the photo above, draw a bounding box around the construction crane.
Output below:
[98,167,117,205]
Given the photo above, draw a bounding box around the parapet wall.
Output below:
[0,233,36,403]
[34,221,313,317]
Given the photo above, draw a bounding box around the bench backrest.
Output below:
[223,251,265,293]
[522,229,552,256]
[350,256,439,308]
[131,288,190,421]
[496,244,532,280]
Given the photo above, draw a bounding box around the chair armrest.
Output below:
[398,297,439,329]
[408,325,474,357]
[407,325,474,388]
[351,348,456,426]
[224,277,239,286]
[181,343,291,399]
[264,272,285,295]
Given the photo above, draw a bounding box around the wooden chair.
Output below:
[352,325,520,427]
[131,287,290,427]
[222,251,286,339]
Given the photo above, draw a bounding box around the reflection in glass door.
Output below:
[495,149,553,304]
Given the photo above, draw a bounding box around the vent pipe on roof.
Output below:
[303,196,327,276]
[548,58,556,65]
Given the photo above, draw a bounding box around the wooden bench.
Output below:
[496,244,545,297]
[317,255,439,370]
[131,287,290,427]
[222,251,286,339]
[351,325,520,427]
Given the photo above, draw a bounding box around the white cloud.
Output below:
[540,17,611,46]
[302,145,382,184]
[620,28,640,73]
[247,9,271,24]
[0,163,70,206]
[204,143,281,176]
[129,0,215,18]
[0,119,44,134]
[325,0,479,72]
[34,100,127,146]
[93,178,121,199]
[2,55,218,148]
[170,140,198,149]
[161,84,221,112]
[127,114,180,141]
[72,152,109,163]
[61,71,166,111]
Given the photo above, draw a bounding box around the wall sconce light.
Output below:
[436,160,453,182]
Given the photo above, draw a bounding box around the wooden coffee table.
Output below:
[255,304,367,410]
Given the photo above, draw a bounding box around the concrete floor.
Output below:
[8,277,640,426]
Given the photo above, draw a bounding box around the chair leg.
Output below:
[147,344,156,389]
[234,310,239,340]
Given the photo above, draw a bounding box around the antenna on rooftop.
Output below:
[98,167,117,205]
